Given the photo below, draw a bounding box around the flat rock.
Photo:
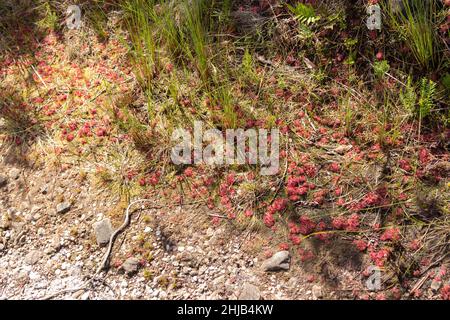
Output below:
[56,202,71,214]
[48,235,62,253]
[261,251,290,272]
[312,285,323,299]
[93,218,113,246]
[122,257,140,275]
[25,250,42,265]
[238,283,261,300]
[9,168,20,180]
[430,280,442,292]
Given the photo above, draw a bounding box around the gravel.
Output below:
[25,250,42,265]
[122,257,140,275]
[56,202,71,214]
[238,283,261,300]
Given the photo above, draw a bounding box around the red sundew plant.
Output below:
[329,162,341,173]
[349,187,390,212]
[227,210,236,219]
[375,293,386,300]
[367,143,382,159]
[390,287,402,300]
[332,216,348,230]
[262,198,288,228]
[413,289,422,298]
[68,122,78,131]
[226,172,236,185]
[66,133,75,142]
[298,215,316,235]
[112,259,123,269]
[359,294,370,300]
[266,198,288,215]
[263,212,275,227]
[286,174,309,201]
[96,127,108,137]
[441,285,450,300]
[244,209,253,217]
[184,167,194,177]
[79,123,92,137]
[202,176,214,187]
[418,148,431,166]
[298,248,315,262]
[345,213,360,231]
[408,239,421,251]
[165,63,174,73]
[398,193,408,201]
[362,266,372,277]
[264,250,274,259]
[353,239,368,252]
[313,189,327,205]
[126,170,138,181]
[369,247,391,267]
[420,257,431,267]
[207,198,215,209]
[303,163,317,178]
[295,126,311,139]
[0,3,447,301]
[33,97,44,104]
[398,159,412,172]
[288,222,301,235]
[289,234,302,245]
[138,177,146,186]
[211,216,221,226]
[380,228,401,242]
[314,220,332,241]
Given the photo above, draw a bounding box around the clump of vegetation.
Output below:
[384,0,441,70]
[0,0,449,300]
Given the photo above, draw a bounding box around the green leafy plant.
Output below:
[400,77,436,122]
[384,0,439,70]
[343,38,358,66]
[287,3,320,25]
[183,0,210,82]
[287,3,320,40]
[400,77,417,112]
[155,3,185,59]
[240,48,257,84]
[36,2,58,31]
[123,0,158,89]
[153,0,213,84]
[417,77,436,120]
[373,60,390,79]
